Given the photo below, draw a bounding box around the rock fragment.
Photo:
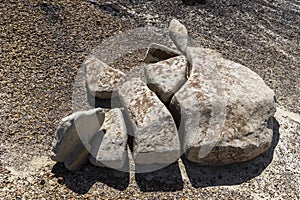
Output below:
[89,108,128,169]
[170,47,277,165]
[51,108,105,170]
[145,55,188,103]
[168,19,188,54]
[144,43,181,64]
[85,55,125,99]
[118,78,180,165]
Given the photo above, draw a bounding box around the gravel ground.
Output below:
[0,0,299,199]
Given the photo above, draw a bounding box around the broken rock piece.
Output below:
[144,43,181,64]
[118,78,180,165]
[145,55,188,103]
[85,55,125,99]
[168,19,188,54]
[89,108,128,169]
[51,108,105,170]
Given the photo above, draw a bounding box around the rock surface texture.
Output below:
[51,108,105,170]
[51,18,276,171]
[85,55,125,99]
[118,78,181,165]
[145,55,188,103]
[168,19,188,54]
[170,47,277,165]
[89,108,128,169]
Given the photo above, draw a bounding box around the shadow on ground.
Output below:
[135,162,184,192]
[51,162,129,194]
[51,118,279,193]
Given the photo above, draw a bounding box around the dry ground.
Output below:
[0,0,299,199]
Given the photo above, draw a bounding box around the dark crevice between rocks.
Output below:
[121,108,134,153]
[86,87,122,109]
[181,117,280,188]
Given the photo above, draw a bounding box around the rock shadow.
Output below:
[86,85,122,109]
[51,161,129,194]
[135,161,184,192]
[182,117,280,188]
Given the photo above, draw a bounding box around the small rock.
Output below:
[89,108,128,169]
[168,19,188,54]
[85,55,125,99]
[145,55,188,103]
[118,78,180,165]
[144,43,181,64]
[51,108,105,171]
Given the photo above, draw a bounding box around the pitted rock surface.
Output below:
[85,55,125,99]
[118,78,180,165]
[89,108,128,169]
[145,55,188,103]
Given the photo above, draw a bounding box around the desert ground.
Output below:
[0,0,299,199]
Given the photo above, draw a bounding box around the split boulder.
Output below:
[89,108,128,169]
[118,78,180,165]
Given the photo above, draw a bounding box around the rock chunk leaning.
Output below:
[168,19,188,54]
[51,108,105,170]
[118,78,180,165]
[89,108,128,169]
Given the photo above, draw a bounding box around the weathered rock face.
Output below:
[170,47,277,165]
[144,43,181,64]
[168,19,188,54]
[89,108,128,169]
[85,55,125,99]
[145,55,188,103]
[118,78,180,165]
[51,108,105,170]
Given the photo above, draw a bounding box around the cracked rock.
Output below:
[118,78,180,165]
[145,55,188,103]
[89,108,128,169]
[85,55,125,99]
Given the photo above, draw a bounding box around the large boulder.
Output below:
[145,55,188,103]
[51,108,105,170]
[170,47,276,165]
[118,78,180,165]
[85,55,125,99]
[89,108,128,169]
